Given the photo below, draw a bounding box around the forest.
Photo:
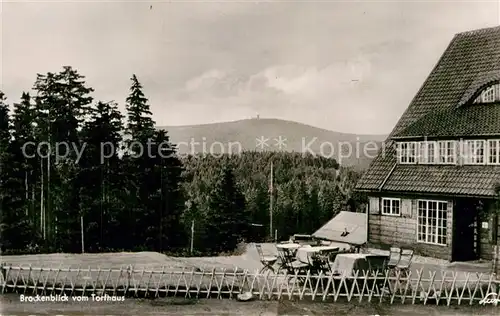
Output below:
[0,66,366,256]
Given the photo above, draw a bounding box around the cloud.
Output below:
[177,53,373,108]
[255,56,372,98]
[2,0,498,134]
[161,55,380,131]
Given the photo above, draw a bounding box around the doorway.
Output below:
[452,198,480,261]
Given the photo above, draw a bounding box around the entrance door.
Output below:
[452,199,479,261]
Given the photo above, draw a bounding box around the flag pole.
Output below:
[269,161,273,239]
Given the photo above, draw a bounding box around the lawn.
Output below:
[1,244,496,304]
[0,246,265,296]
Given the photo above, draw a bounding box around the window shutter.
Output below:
[401,199,412,218]
[418,142,425,164]
[369,197,380,214]
[458,140,465,165]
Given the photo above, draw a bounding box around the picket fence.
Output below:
[1,264,499,306]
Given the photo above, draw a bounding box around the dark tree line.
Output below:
[0,66,366,256]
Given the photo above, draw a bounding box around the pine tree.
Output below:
[122,74,157,248]
[11,92,38,230]
[204,164,247,254]
[149,130,185,251]
[125,74,155,143]
[79,101,124,251]
[244,182,268,242]
[0,91,33,252]
[32,66,94,249]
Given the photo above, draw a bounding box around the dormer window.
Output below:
[463,140,485,164]
[398,140,457,165]
[488,140,500,164]
[419,141,436,164]
[473,83,500,103]
[398,142,417,164]
[438,141,456,164]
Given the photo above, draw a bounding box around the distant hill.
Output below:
[158,118,386,170]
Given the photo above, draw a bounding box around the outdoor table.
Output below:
[330,253,390,296]
[276,243,301,257]
[276,243,301,250]
[296,246,339,264]
[331,253,389,276]
[326,241,352,251]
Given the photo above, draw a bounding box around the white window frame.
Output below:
[399,139,500,165]
[381,198,401,216]
[437,141,456,164]
[398,142,417,164]
[474,83,499,103]
[481,85,496,103]
[408,142,417,164]
[398,142,408,164]
[417,200,448,246]
[463,140,486,165]
[418,141,437,164]
[488,140,500,165]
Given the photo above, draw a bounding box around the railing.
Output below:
[1,264,499,305]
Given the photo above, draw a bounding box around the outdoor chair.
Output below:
[276,248,295,274]
[365,256,391,295]
[387,247,401,269]
[255,244,278,274]
[396,249,414,277]
[314,251,333,274]
[327,250,340,263]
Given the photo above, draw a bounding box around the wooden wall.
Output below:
[478,202,499,261]
[367,195,453,261]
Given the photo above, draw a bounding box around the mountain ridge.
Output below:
[158,118,386,141]
[157,118,386,170]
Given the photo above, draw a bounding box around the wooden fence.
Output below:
[1,264,499,306]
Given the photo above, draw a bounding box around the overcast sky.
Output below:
[1,0,499,134]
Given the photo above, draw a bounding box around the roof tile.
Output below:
[392,102,500,138]
[356,26,500,197]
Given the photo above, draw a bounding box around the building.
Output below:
[355,26,500,264]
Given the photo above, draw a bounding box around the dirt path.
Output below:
[1,294,498,315]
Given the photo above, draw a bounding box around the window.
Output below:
[408,142,417,163]
[417,200,447,246]
[419,141,436,164]
[488,140,500,165]
[463,140,485,164]
[398,143,408,163]
[382,198,401,216]
[437,141,456,164]
[398,142,417,164]
[482,86,496,102]
[474,83,500,103]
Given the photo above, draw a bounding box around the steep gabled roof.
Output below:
[356,25,500,197]
[392,102,500,139]
[457,72,500,107]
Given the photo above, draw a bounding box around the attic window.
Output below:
[398,142,417,164]
[473,83,500,103]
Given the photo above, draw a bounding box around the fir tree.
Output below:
[204,164,247,253]
[122,74,157,248]
[79,101,124,251]
[11,92,38,230]
[32,67,94,248]
[0,92,33,252]
[125,74,155,143]
[150,130,185,251]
